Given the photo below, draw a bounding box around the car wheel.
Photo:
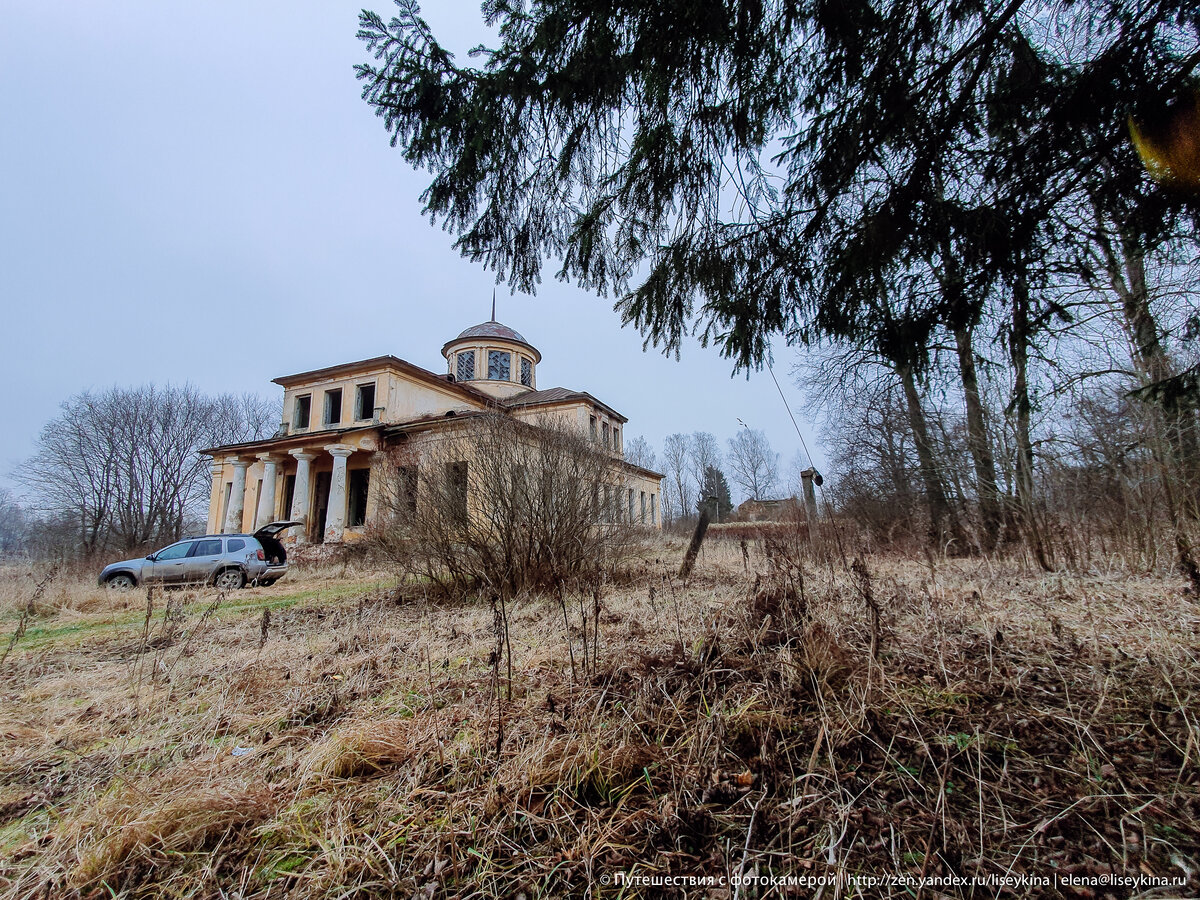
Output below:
[105,573,136,592]
[214,568,246,591]
[258,578,276,587]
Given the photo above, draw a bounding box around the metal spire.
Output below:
[490,289,496,322]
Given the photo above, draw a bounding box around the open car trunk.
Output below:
[254,521,300,567]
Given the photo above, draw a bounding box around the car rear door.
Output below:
[184,538,225,584]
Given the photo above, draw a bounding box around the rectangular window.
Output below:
[520,357,532,387]
[613,427,621,453]
[355,383,376,420]
[628,488,635,522]
[294,395,311,430]
[640,491,646,524]
[603,484,612,523]
[650,493,657,525]
[323,389,342,426]
[457,350,475,382]
[283,474,296,520]
[190,538,223,557]
[488,350,511,380]
[590,415,597,441]
[398,465,418,516]
[602,422,610,449]
[348,468,370,527]
[447,461,468,524]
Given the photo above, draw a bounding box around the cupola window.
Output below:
[488,350,511,381]
[520,357,533,387]
[456,351,475,382]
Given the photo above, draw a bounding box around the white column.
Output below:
[288,449,317,543]
[254,454,281,530]
[223,459,250,534]
[324,445,355,543]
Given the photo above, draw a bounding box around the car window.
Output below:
[190,539,223,557]
[155,541,193,561]
[227,538,246,552]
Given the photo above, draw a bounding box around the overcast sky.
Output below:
[0,0,824,502]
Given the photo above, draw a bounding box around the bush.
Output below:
[369,412,635,595]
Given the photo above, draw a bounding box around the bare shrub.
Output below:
[369,411,635,595]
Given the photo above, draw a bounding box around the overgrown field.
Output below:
[0,537,1198,898]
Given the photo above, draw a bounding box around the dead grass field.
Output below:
[0,536,1198,899]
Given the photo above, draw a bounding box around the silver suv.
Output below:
[98,522,299,591]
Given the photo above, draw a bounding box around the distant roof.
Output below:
[442,320,542,362]
[504,387,627,424]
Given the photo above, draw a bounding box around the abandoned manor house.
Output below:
[202,317,664,543]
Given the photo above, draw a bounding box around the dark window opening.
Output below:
[520,357,532,386]
[398,465,418,516]
[356,383,376,420]
[348,468,370,527]
[488,350,511,380]
[457,351,475,382]
[294,395,311,429]
[283,474,296,520]
[602,422,610,449]
[589,416,597,440]
[447,461,468,523]
[323,389,342,425]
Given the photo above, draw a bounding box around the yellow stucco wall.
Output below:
[279,364,487,438]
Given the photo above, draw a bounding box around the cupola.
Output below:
[442,314,540,400]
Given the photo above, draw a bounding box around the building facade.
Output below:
[202,318,663,543]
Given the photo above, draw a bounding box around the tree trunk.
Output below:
[899,363,962,550]
[1009,279,1052,571]
[1096,217,1200,512]
[954,325,1004,551]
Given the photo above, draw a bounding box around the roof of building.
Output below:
[441,320,542,362]
[198,423,381,457]
[455,320,530,344]
[503,387,628,424]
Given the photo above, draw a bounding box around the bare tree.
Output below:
[0,490,30,556]
[624,435,658,471]
[688,432,721,498]
[727,428,779,501]
[18,385,276,557]
[661,434,693,525]
[371,411,633,596]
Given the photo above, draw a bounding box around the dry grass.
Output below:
[0,536,1198,898]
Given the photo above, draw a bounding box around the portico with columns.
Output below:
[207,439,371,544]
